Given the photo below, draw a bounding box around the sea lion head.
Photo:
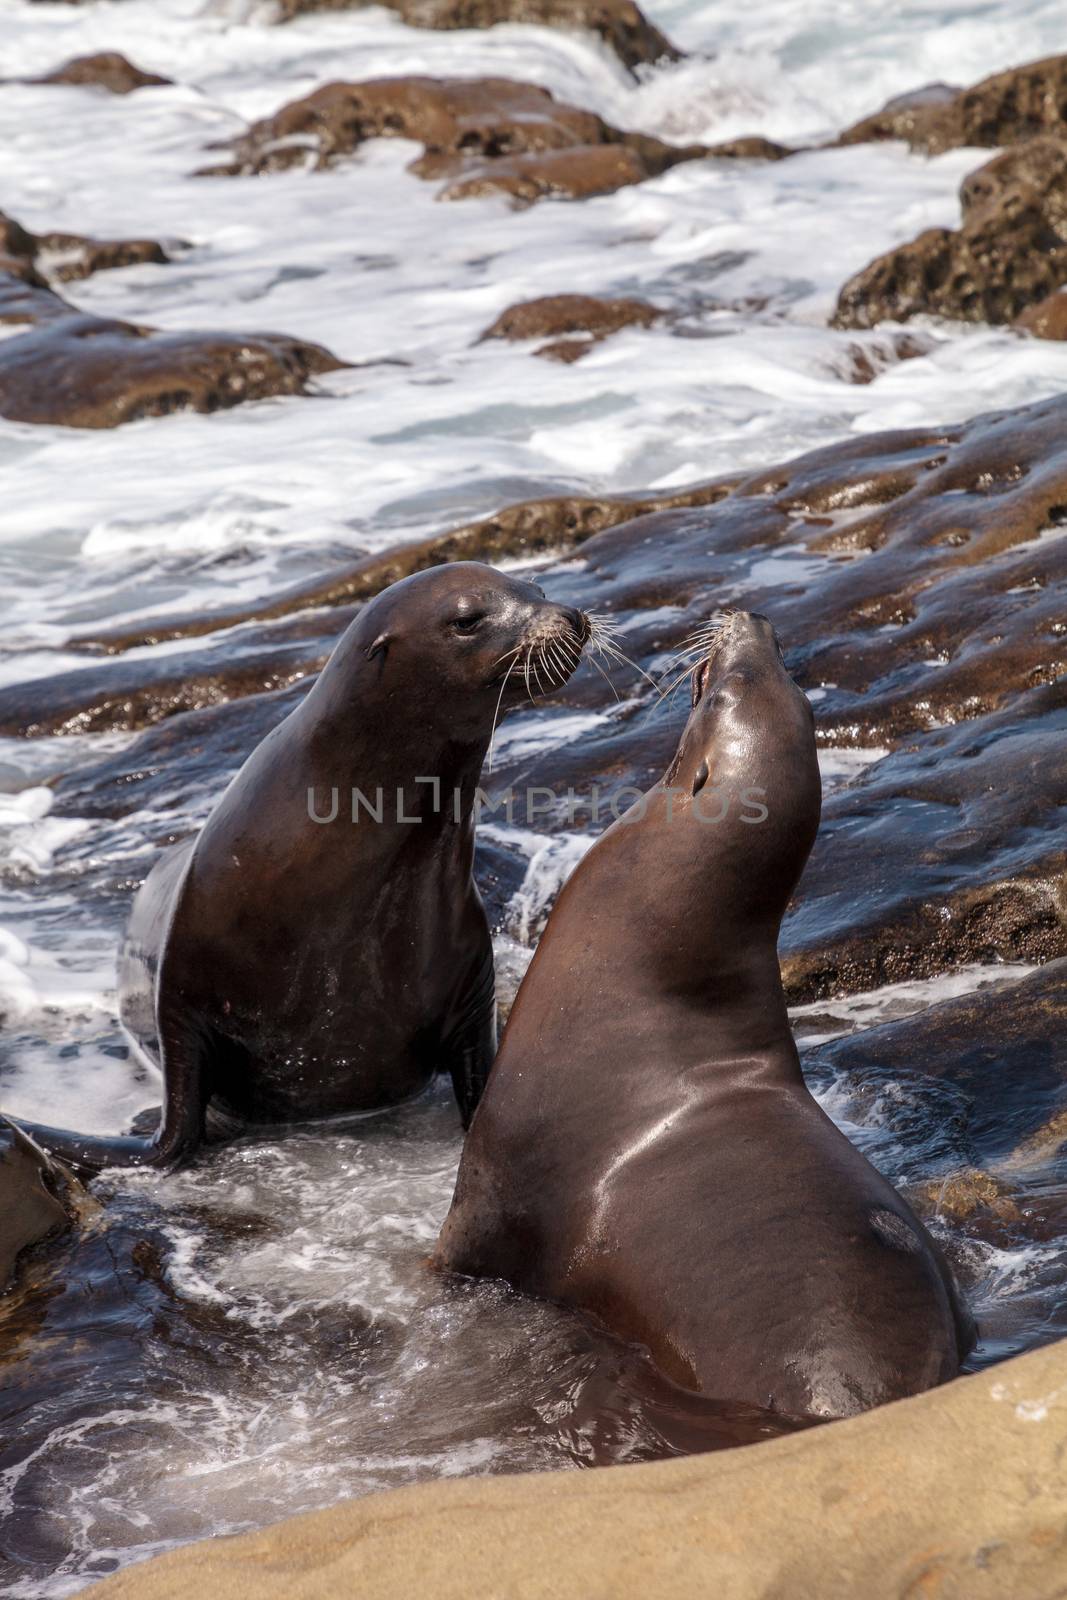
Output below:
[657,610,821,917]
[351,561,589,736]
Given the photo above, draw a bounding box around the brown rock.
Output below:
[703,134,793,160]
[912,1170,1022,1226]
[200,75,707,205]
[480,292,663,351]
[834,136,1067,327]
[272,0,681,75]
[1015,288,1067,339]
[0,206,171,285]
[80,1337,1067,1600]
[0,269,347,429]
[839,51,1067,154]
[25,52,171,94]
[439,143,659,204]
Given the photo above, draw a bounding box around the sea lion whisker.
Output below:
[487,647,522,773]
[586,653,623,705]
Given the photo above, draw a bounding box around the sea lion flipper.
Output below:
[12,1008,208,1177]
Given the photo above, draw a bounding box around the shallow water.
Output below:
[0,0,1065,1591]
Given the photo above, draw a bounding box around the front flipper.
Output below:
[442,956,497,1130]
[13,1005,210,1178]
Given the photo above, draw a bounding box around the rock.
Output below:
[438,143,660,204]
[199,75,707,205]
[81,1336,1067,1600]
[37,394,1067,993]
[0,1118,80,1295]
[831,330,934,384]
[480,292,663,359]
[271,0,682,76]
[23,52,171,94]
[0,267,347,429]
[834,136,1067,328]
[912,1170,1022,1226]
[0,206,171,285]
[805,963,1067,1165]
[703,134,793,160]
[68,477,740,653]
[0,635,326,737]
[1015,288,1067,339]
[839,51,1067,154]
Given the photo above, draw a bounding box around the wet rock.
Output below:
[805,964,1067,1165]
[22,53,171,94]
[911,1169,1022,1226]
[1015,289,1067,340]
[39,393,1067,995]
[439,143,659,205]
[834,136,1067,328]
[480,292,664,360]
[51,683,312,821]
[199,75,707,205]
[0,1118,81,1295]
[0,267,347,429]
[831,331,934,385]
[0,206,170,285]
[70,478,740,653]
[839,51,1067,154]
[271,0,681,76]
[702,135,792,161]
[0,637,326,737]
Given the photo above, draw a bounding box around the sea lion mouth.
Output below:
[491,607,589,696]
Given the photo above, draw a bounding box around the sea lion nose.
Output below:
[559,605,586,636]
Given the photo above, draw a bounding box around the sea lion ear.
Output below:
[365,633,390,663]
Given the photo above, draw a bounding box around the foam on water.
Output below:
[0,0,1065,1588]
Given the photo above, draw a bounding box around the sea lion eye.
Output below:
[450,612,485,634]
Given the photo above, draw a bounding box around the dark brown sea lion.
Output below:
[436,610,974,1421]
[22,563,588,1174]
[0,1117,79,1292]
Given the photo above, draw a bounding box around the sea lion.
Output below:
[22,563,588,1174]
[0,1116,79,1292]
[436,610,974,1421]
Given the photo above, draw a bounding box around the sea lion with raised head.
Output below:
[436,610,973,1421]
[22,563,588,1173]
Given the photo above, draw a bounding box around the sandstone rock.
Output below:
[1015,288,1067,339]
[82,1336,1067,1600]
[0,255,347,429]
[480,292,663,359]
[199,75,707,205]
[25,52,171,93]
[839,51,1067,154]
[271,0,681,76]
[834,136,1067,327]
